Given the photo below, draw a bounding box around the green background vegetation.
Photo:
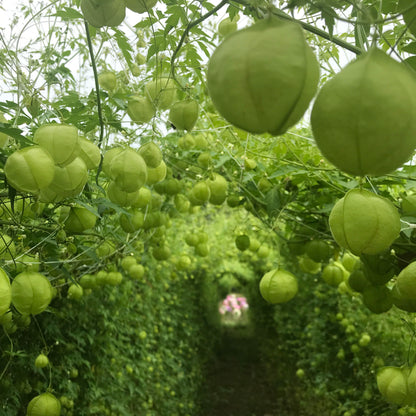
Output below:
[2,0,416,415]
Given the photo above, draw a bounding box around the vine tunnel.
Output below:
[2,1,416,416]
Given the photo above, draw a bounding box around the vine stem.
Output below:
[13,0,61,122]
[272,9,363,55]
[32,316,53,389]
[401,318,416,367]
[0,330,14,382]
[230,0,363,56]
[0,219,57,233]
[170,0,229,82]
[84,20,105,149]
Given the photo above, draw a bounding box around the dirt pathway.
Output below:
[202,326,280,416]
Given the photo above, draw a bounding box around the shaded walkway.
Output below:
[203,325,280,416]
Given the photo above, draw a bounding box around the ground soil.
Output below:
[202,325,280,416]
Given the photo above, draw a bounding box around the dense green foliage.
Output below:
[2,0,416,415]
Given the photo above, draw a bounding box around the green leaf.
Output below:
[400,0,416,37]
[269,164,304,179]
[185,45,202,67]
[165,13,180,36]
[404,56,416,72]
[53,7,84,20]
[113,28,133,67]
[214,154,232,168]
[166,4,188,25]
[321,10,335,38]
[381,0,398,14]
[197,40,211,59]
[203,2,216,11]
[0,100,20,112]
[402,41,416,54]
[0,124,31,145]
[135,19,153,29]
[147,42,159,60]
[287,0,309,8]
[265,187,281,218]
[226,4,239,21]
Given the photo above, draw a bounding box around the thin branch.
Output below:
[84,21,105,149]
[274,9,363,55]
[230,0,363,55]
[170,0,229,82]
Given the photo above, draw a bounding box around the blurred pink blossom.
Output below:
[219,293,249,315]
